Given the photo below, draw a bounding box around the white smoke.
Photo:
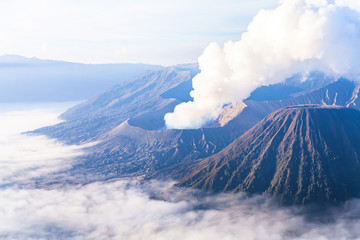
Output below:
[165,0,360,129]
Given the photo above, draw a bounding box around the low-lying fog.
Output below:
[0,103,359,240]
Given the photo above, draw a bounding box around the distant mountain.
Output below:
[246,72,335,102]
[210,78,360,129]
[0,55,162,102]
[177,106,360,205]
[33,65,200,143]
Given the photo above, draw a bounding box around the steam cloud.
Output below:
[1,104,360,239]
[165,0,360,129]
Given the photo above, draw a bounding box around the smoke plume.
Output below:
[165,0,360,129]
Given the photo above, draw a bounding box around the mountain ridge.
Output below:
[176,105,360,205]
[0,54,163,102]
[29,68,360,206]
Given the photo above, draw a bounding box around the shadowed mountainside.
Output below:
[177,106,360,205]
[31,69,360,205]
[34,65,199,143]
[48,79,360,187]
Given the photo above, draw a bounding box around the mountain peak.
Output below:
[178,105,360,205]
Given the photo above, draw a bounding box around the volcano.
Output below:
[177,105,360,205]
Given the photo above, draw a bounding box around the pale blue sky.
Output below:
[0,0,278,65]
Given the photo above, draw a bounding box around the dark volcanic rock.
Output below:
[178,105,360,205]
[30,69,360,196]
[69,119,240,181]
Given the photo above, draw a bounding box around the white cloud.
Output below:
[1,180,360,240]
[335,0,360,11]
[165,0,360,129]
[0,134,84,186]
[0,103,85,186]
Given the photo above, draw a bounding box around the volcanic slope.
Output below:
[178,105,360,205]
[32,71,360,185]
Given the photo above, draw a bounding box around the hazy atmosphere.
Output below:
[2,0,360,239]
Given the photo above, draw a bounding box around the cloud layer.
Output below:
[165,0,360,129]
[0,103,84,186]
[1,103,360,239]
[1,180,360,240]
